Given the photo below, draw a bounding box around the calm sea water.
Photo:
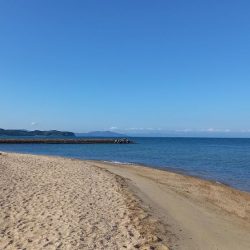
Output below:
[0,137,250,192]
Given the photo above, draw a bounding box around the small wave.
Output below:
[103,160,134,165]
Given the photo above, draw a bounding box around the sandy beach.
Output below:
[0,152,250,250]
[94,161,250,250]
[0,152,167,250]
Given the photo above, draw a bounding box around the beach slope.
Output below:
[93,161,250,250]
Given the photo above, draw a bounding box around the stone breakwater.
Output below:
[0,138,133,144]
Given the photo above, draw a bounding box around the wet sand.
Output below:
[1,152,250,250]
[93,161,250,250]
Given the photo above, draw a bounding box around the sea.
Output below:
[0,137,250,192]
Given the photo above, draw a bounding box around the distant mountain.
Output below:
[76,131,127,137]
[0,129,75,137]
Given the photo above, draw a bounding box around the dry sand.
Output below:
[0,152,250,250]
[0,152,167,250]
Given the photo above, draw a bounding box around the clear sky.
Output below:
[0,0,250,136]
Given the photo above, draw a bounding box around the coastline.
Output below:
[1,151,250,249]
[92,160,250,250]
[100,160,237,191]
[93,160,250,218]
[1,137,250,193]
[0,149,246,193]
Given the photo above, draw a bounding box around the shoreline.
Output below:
[0,149,248,194]
[1,152,250,249]
[92,160,250,220]
[100,160,237,192]
[0,149,249,197]
[92,159,250,250]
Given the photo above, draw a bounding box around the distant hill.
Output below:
[0,129,75,137]
[76,131,127,137]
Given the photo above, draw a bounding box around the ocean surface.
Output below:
[0,137,250,192]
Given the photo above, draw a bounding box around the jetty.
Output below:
[0,138,133,144]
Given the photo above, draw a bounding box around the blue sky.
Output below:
[0,0,250,136]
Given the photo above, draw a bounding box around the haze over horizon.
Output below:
[1,1,250,137]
